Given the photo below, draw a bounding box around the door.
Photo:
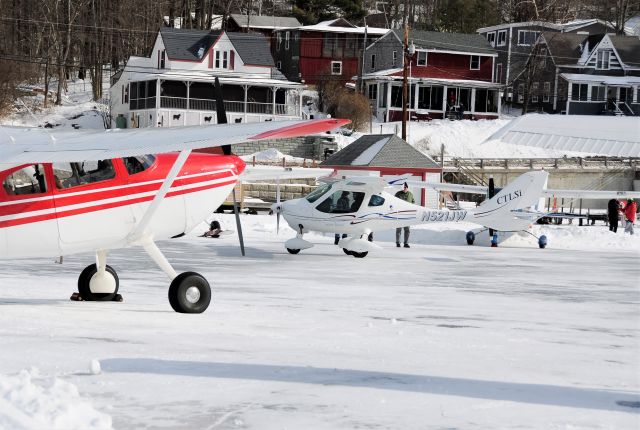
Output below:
[52,159,134,249]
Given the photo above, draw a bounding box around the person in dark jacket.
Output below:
[607,199,620,233]
[395,183,415,248]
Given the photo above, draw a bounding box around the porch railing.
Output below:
[159,96,298,116]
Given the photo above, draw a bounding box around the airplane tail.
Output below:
[470,171,549,232]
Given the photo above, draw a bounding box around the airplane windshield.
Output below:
[305,182,332,203]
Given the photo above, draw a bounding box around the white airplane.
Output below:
[273,170,640,257]
[0,118,349,313]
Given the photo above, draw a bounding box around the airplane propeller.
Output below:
[276,178,281,234]
[214,77,245,256]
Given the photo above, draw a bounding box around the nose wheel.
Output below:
[77,263,120,301]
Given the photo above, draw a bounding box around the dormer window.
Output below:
[486,32,496,47]
[596,50,610,70]
[158,50,166,69]
[215,50,229,69]
[470,55,480,70]
[197,46,205,59]
[417,51,427,66]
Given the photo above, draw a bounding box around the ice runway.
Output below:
[0,215,638,429]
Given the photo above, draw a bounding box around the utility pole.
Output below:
[402,25,408,140]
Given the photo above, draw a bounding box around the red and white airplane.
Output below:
[0,118,348,313]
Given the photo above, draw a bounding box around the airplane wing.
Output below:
[240,166,334,182]
[542,189,640,199]
[0,119,349,164]
[404,180,489,194]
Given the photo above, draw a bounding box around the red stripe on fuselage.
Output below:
[0,178,236,229]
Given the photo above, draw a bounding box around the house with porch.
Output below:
[271,18,388,85]
[362,29,501,122]
[110,27,305,129]
[521,32,640,115]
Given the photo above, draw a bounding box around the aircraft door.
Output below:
[52,160,135,249]
[0,164,61,258]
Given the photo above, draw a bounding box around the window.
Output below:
[331,61,342,75]
[474,89,498,113]
[285,31,290,50]
[305,183,332,203]
[368,84,377,100]
[276,32,282,51]
[368,195,385,207]
[470,56,480,70]
[214,51,229,69]
[532,82,539,102]
[316,191,365,214]
[497,30,507,47]
[417,85,443,110]
[496,63,503,83]
[123,155,156,175]
[518,83,524,103]
[391,85,403,108]
[486,32,496,47]
[370,54,376,70]
[276,61,282,70]
[517,30,539,46]
[378,83,388,107]
[591,85,605,101]
[571,83,588,101]
[3,164,47,196]
[540,47,547,67]
[417,51,427,66]
[345,35,356,57]
[322,33,333,57]
[53,161,115,189]
[596,51,610,70]
[158,50,165,69]
[392,51,398,67]
[543,82,550,102]
[129,80,156,110]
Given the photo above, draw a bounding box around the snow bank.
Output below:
[0,369,112,430]
[240,148,307,163]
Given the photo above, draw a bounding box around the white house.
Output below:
[110,27,305,129]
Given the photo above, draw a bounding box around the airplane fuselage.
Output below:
[0,153,245,259]
[280,190,469,236]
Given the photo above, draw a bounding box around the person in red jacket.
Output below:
[623,198,637,235]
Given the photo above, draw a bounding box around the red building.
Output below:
[272,18,387,85]
[363,29,501,121]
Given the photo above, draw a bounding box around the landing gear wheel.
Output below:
[466,231,475,245]
[352,251,368,258]
[538,235,548,249]
[78,264,119,302]
[343,248,354,256]
[168,272,211,314]
[287,248,301,254]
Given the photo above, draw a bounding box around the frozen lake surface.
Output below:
[0,214,639,429]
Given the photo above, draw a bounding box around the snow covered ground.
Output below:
[0,214,638,429]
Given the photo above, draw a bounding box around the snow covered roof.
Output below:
[625,15,640,36]
[560,19,614,32]
[281,18,388,35]
[560,73,640,85]
[485,114,640,157]
[125,70,303,88]
[609,35,640,67]
[361,71,501,88]
[229,14,301,30]
[320,134,440,169]
[477,21,561,33]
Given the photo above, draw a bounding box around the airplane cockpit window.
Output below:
[53,160,116,189]
[123,155,156,175]
[305,182,332,203]
[2,164,47,196]
[316,190,365,214]
[368,194,385,207]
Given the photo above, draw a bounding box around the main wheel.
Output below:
[78,264,119,301]
[352,251,368,258]
[286,248,301,254]
[168,272,211,314]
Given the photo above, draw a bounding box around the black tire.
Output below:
[343,248,353,256]
[168,272,211,314]
[78,264,119,302]
[352,251,368,258]
[286,248,301,254]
